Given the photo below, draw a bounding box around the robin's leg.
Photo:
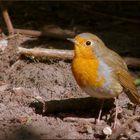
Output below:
[113,97,119,129]
[97,99,104,124]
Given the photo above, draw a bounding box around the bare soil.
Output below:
[0,2,140,139]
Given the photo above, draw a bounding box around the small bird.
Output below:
[68,33,140,126]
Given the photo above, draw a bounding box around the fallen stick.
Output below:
[12,87,113,114]
[41,25,76,39]
[1,5,14,34]
[30,97,114,114]
[14,29,42,37]
[63,117,95,123]
[14,26,75,39]
[124,57,140,69]
[18,47,74,60]
[1,3,75,39]
[17,47,140,69]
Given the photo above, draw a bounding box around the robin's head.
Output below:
[68,33,106,59]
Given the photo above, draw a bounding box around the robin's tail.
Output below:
[125,89,140,104]
[117,69,140,104]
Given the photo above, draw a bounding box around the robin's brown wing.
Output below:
[117,69,140,104]
[103,48,128,70]
[94,37,140,104]
[101,47,140,104]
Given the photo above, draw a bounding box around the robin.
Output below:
[68,33,140,126]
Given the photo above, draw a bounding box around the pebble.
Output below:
[103,126,112,136]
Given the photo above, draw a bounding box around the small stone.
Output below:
[35,96,43,101]
[103,126,112,136]
[0,39,8,51]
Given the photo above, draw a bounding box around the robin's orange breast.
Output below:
[71,38,123,98]
[72,57,123,98]
[72,57,105,88]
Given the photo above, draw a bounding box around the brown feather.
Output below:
[117,69,140,104]
[99,45,140,104]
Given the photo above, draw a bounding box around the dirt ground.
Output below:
[0,2,140,140]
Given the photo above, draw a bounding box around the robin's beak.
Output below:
[67,38,75,43]
[67,38,79,46]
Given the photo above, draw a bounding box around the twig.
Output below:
[17,47,140,69]
[4,33,21,40]
[110,115,140,139]
[41,25,76,39]
[30,97,114,114]
[18,47,74,60]
[63,117,95,123]
[14,26,75,39]
[124,57,140,69]
[14,29,42,37]
[0,2,75,39]
[0,5,14,34]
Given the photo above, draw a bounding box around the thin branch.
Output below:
[1,5,14,34]
[14,29,42,37]
[30,97,114,114]
[14,26,75,39]
[18,47,74,60]
[41,25,76,39]
[63,117,95,123]
[124,57,140,69]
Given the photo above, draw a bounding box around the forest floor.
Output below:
[0,2,140,139]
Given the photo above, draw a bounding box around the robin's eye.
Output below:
[85,40,92,46]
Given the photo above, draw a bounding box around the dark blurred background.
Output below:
[0,1,140,56]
